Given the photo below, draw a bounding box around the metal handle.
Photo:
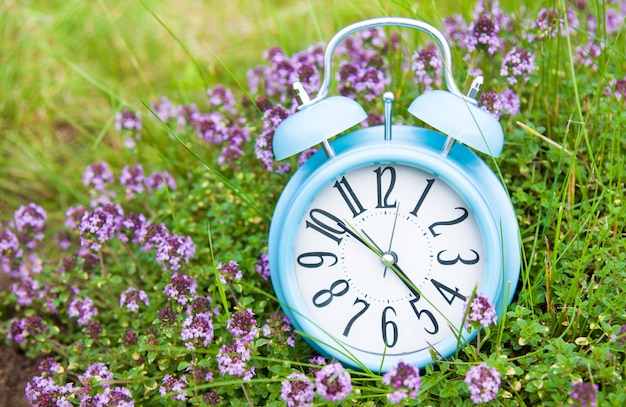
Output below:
[298,17,470,110]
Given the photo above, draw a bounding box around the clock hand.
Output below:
[340,219,421,298]
[383,204,401,277]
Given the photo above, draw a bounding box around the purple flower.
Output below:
[254,104,292,173]
[180,312,214,350]
[227,309,260,344]
[64,205,86,230]
[281,372,314,407]
[570,381,598,407]
[216,341,255,381]
[85,321,102,339]
[382,361,421,403]
[218,123,251,166]
[0,228,22,274]
[411,43,443,91]
[119,165,145,199]
[115,108,142,148]
[25,376,74,407]
[78,204,124,251]
[479,89,520,119]
[12,275,41,306]
[463,13,504,55]
[68,296,98,326]
[123,330,138,346]
[159,374,187,401]
[203,390,221,405]
[83,162,114,192]
[119,287,150,312]
[155,234,196,272]
[255,252,270,280]
[575,40,602,71]
[141,222,170,251]
[526,7,579,41]
[464,293,498,329]
[604,77,626,101]
[117,212,148,244]
[151,96,181,125]
[207,84,237,114]
[194,111,229,144]
[164,273,197,305]
[500,48,536,85]
[464,363,501,404]
[145,170,177,193]
[611,324,626,345]
[86,386,135,407]
[38,357,62,374]
[217,259,243,285]
[8,316,48,344]
[314,362,352,402]
[13,203,47,250]
[262,312,296,348]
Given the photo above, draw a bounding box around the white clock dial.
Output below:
[294,164,484,357]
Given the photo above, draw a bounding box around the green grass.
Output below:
[1,0,626,405]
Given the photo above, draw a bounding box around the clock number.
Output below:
[306,209,345,245]
[334,177,366,217]
[343,298,370,337]
[410,178,435,216]
[374,166,397,208]
[431,279,466,305]
[409,295,439,335]
[436,249,480,266]
[297,252,338,268]
[312,279,349,308]
[381,306,399,348]
[428,207,469,237]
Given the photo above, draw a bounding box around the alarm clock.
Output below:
[268,17,520,373]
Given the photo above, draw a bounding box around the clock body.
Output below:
[268,124,520,372]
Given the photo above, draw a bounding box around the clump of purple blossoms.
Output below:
[255,252,270,280]
[216,341,255,381]
[281,372,315,407]
[83,162,115,192]
[254,104,292,173]
[78,203,124,251]
[335,28,392,102]
[262,312,296,349]
[217,259,243,285]
[500,48,536,85]
[115,108,142,148]
[164,273,197,305]
[0,227,22,274]
[11,203,47,250]
[464,363,501,404]
[464,293,498,330]
[181,311,214,350]
[7,315,48,344]
[411,43,442,91]
[314,362,352,402]
[463,13,505,55]
[159,374,187,401]
[382,361,421,404]
[68,296,98,326]
[119,287,150,312]
[24,376,74,406]
[155,234,196,272]
[228,309,260,343]
[119,165,145,199]
[605,77,626,101]
[569,381,598,407]
[479,89,520,119]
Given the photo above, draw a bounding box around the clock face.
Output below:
[293,163,485,358]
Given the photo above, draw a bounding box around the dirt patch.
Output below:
[0,345,37,407]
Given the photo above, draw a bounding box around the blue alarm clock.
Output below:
[268,17,520,373]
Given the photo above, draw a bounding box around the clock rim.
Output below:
[269,125,520,372]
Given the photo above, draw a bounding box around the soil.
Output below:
[1,273,39,407]
[0,345,37,407]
